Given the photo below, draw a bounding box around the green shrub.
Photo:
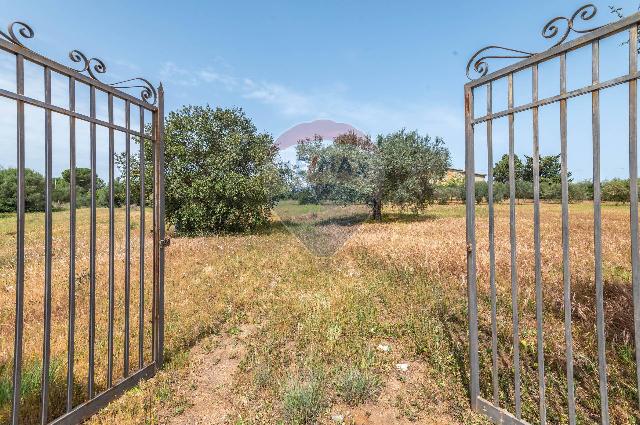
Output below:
[162,106,282,235]
[0,168,46,212]
[602,178,630,203]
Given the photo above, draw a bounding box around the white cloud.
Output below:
[157,60,465,166]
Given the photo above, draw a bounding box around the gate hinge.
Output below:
[160,237,171,248]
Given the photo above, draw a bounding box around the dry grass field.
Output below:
[1,201,639,424]
[0,208,156,423]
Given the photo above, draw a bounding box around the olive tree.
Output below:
[296,130,450,220]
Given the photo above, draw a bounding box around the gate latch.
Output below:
[160,237,171,248]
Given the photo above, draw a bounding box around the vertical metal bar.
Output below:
[107,93,115,388]
[629,25,640,410]
[508,72,521,419]
[593,39,609,424]
[138,107,145,369]
[533,63,546,425]
[487,82,499,407]
[11,53,25,425]
[66,76,77,412]
[40,66,53,425]
[88,85,96,398]
[156,86,165,368]
[124,100,131,377]
[560,52,577,425]
[465,84,480,409]
[151,112,156,364]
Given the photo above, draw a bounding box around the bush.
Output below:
[163,106,282,235]
[515,180,533,200]
[569,181,590,202]
[96,179,127,208]
[434,184,460,204]
[0,168,46,213]
[297,188,319,205]
[602,178,630,203]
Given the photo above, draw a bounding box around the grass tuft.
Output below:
[282,373,327,424]
[335,366,381,406]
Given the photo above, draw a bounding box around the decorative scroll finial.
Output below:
[111,78,157,106]
[466,46,534,80]
[0,21,34,47]
[1,19,157,105]
[542,4,601,47]
[466,4,603,80]
[69,50,157,105]
[69,50,106,80]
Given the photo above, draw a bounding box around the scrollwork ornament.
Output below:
[466,4,604,80]
[68,50,156,105]
[542,3,601,47]
[0,21,34,47]
[69,50,107,81]
[111,78,157,106]
[466,46,534,80]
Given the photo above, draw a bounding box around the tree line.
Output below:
[0,167,131,213]
[433,153,634,204]
[1,105,635,234]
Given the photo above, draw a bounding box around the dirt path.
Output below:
[168,324,255,425]
[168,331,463,424]
[322,361,457,425]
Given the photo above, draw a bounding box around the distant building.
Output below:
[444,168,486,183]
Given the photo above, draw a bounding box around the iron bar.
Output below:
[139,106,145,368]
[156,85,165,368]
[593,38,609,424]
[124,100,131,377]
[66,76,77,413]
[40,65,53,425]
[560,53,577,425]
[465,84,480,409]
[532,63,546,425]
[11,52,25,425]
[473,71,640,125]
[88,85,96,398]
[107,93,115,388]
[629,25,640,410]
[151,108,156,364]
[486,82,499,407]
[508,72,521,419]
[0,87,148,138]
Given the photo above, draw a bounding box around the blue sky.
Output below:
[1,0,640,180]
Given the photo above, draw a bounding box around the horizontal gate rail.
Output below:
[1,20,164,425]
[48,364,156,425]
[465,4,640,425]
[472,70,640,125]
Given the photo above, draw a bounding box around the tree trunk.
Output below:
[372,198,382,221]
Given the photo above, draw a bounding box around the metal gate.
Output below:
[465,4,640,425]
[1,20,165,424]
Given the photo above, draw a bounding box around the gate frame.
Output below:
[465,5,640,425]
[0,20,166,425]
